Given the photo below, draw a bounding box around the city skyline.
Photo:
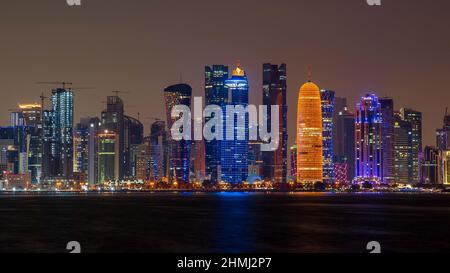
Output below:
[1,0,450,148]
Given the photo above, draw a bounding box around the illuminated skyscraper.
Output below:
[164,84,192,185]
[440,150,450,185]
[262,63,288,184]
[74,119,90,177]
[320,89,335,184]
[150,120,168,182]
[51,88,74,180]
[296,80,323,184]
[19,103,43,183]
[289,145,297,181]
[380,97,395,183]
[205,65,229,183]
[101,96,125,179]
[221,63,249,183]
[354,93,383,184]
[393,113,413,183]
[400,108,422,183]
[123,116,144,180]
[98,130,119,183]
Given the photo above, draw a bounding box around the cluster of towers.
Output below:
[1,63,450,190]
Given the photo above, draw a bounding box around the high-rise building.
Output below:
[73,120,90,179]
[221,64,249,184]
[334,107,355,182]
[421,146,439,184]
[332,97,347,156]
[400,108,422,183]
[150,120,168,182]
[205,65,229,183]
[379,98,395,183]
[98,130,119,183]
[320,89,335,184]
[262,63,288,184]
[164,84,192,185]
[354,93,383,184]
[191,140,205,181]
[19,103,43,184]
[135,137,151,182]
[123,116,144,180]
[87,117,100,185]
[393,113,413,183]
[101,96,125,179]
[41,110,55,181]
[51,88,74,180]
[296,80,323,184]
[440,150,450,185]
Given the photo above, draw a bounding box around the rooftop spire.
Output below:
[307,66,312,82]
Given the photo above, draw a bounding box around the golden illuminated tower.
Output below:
[296,80,323,184]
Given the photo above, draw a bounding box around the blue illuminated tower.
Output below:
[354,93,383,185]
[320,89,335,184]
[205,65,229,183]
[51,88,74,179]
[221,63,249,183]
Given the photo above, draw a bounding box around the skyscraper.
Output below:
[51,88,74,180]
[393,113,413,183]
[421,146,439,184]
[19,103,43,184]
[262,63,288,184]
[221,64,249,184]
[354,93,383,185]
[123,116,144,180]
[98,130,119,183]
[164,84,192,185]
[73,119,90,178]
[440,150,450,185]
[320,89,335,184]
[296,80,323,185]
[400,108,422,183]
[150,120,168,182]
[204,65,229,183]
[334,107,355,182]
[380,97,395,183]
[88,117,100,185]
[101,96,125,179]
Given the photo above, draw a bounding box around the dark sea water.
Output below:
[0,192,449,253]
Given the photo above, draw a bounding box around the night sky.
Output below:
[0,0,449,147]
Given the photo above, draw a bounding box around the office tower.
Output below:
[440,150,450,185]
[296,80,323,184]
[421,146,439,184]
[73,120,90,179]
[320,89,335,184]
[88,117,100,185]
[262,63,288,184]
[123,116,144,180]
[436,110,450,151]
[136,137,151,181]
[205,65,229,183]
[19,103,43,184]
[41,110,55,180]
[332,97,347,156]
[393,113,413,183]
[221,63,249,184]
[101,96,125,179]
[150,120,168,182]
[334,107,356,182]
[290,145,297,181]
[98,130,119,183]
[10,112,24,127]
[400,108,422,183]
[379,98,395,183]
[0,127,30,189]
[164,84,192,184]
[248,140,264,179]
[354,93,383,184]
[51,88,74,180]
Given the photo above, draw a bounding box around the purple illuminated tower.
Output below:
[354,93,383,185]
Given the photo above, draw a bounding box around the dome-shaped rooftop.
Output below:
[300,81,320,92]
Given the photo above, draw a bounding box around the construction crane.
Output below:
[37,81,73,90]
[112,90,130,97]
